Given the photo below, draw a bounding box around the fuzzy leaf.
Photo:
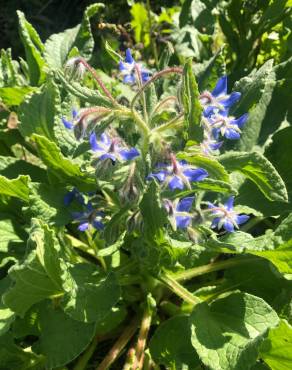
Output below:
[44,3,104,68]
[17,11,46,86]
[0,175,30,201]
[190,292,279,370]
[182,59,203,142]
[219,151,288,201]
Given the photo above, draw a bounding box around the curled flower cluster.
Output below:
[62,52,249,234]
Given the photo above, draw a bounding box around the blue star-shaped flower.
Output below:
[148,155,208,190]
[164,197,194,230]
[205,109,248,140]
[62,108,79,130]
[208,196,249,233]
[72,202,104,232]
[199,76,241,112]
[89,132,139,162]
[64,188,85,206]
[118,48,149,84]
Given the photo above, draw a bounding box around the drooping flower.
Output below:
[200,131,223,155]
[118,48,149,84]
[164,197,194,230]
[64,188,85,206]
[72,202,104,232]
[148,154,208,190]
[208,196,249,233]
[205,109,248,140]
[199,76,241,112]
[89,132,139,162]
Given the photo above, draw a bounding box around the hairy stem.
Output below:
[153,112,184,133]
[171,256,257,282]
[146,0,159,68]
[159,274,201,306]
[133,305,153,369]
[79,58,118,106]
[131,67,183,110]
[96,317,139,370]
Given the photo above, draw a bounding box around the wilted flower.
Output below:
[119,48,149,84]
[64,57,86,80]
[208,196,249,233]
[164,197,194,230]
[89,132,140,162]
[72,202,104,232]
[199,76,241,112]
[148,154,208,190]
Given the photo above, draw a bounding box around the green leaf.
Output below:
[0,86,37,106]
[19,80,60,140]
[182,59,203,142]
[0,332,44,370]
[44,3,104,68]
[17,11,46,86]
[178,151,229,182]
[190,292,279,370]
[219,151,288,201]
[149,315,200,369]
[3,220,64,316]
[265,127,292,199]
[62,263,121,323]
[251,240,292,280]
[0,175,30,201]
[35,302,95,369]
[140,181,167,239]
[0,48,22,87]
[260,319,292,370]
[32,134,96,191]
[0,278,15,336]
[0,219,26,253]
[27,183,72,226]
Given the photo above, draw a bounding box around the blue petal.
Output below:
[123,74,135,84]
[100,153,117,162]
[169,176,184,190]
[148,171,168,182]
[86,202,94,212]
[223,220,234,232]
[78,222,89,232]
[100,133,111,146]
[176,197,194,212]
[235,214,250,225]
[62,117,73,129]
[119,148,140,160]
[212,76,227,97]
[231,113,248,129]
[141,70,149,82]
[183,168,208,182]
[224,196,234,211]
[211,217,221,228]
[203,106,217,117]
[221,92,241,108]
[64,190,75,206]
[225,128,240,140]
[125,48,134,64]
[119,61,127,71]
[89,132,101,151]
[92,220,104,230]
[72,108,78,119]
[209,141,223,150]
[176,215,192,229]
[208,202,216,209]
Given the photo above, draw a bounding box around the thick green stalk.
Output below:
[73,336,99,370]
[96,317,139,370]
[159,274,201,306]
[171,256,257,283]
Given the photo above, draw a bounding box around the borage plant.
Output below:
[0,4,292,370]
